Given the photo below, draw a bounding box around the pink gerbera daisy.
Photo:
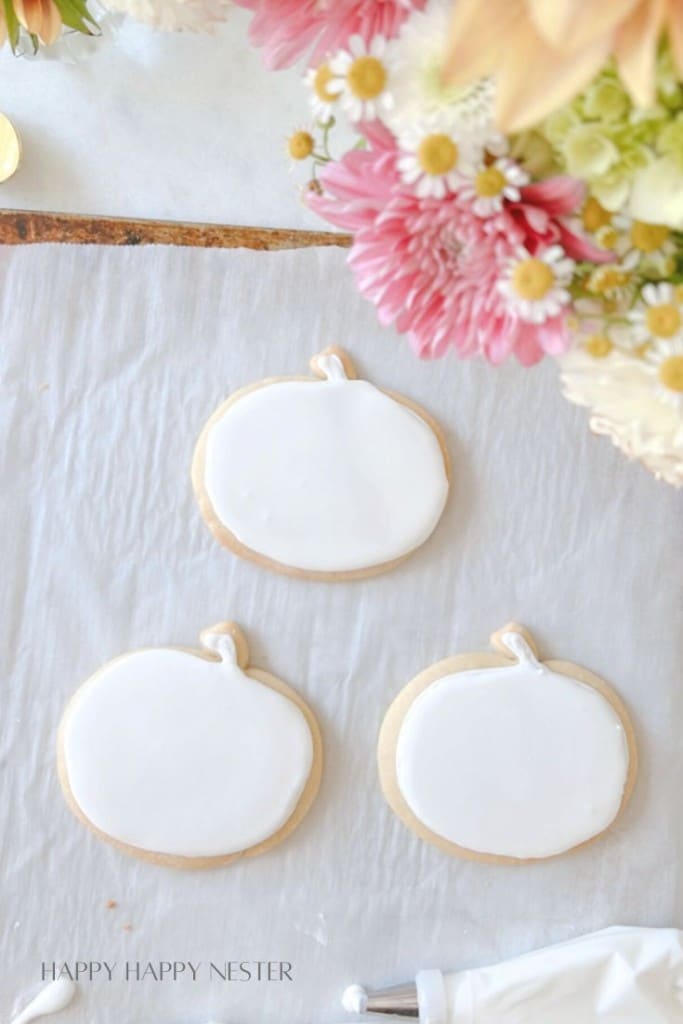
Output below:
[308,123,604,366]
[234,0,425,70]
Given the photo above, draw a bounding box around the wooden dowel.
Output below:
[0,208,352,249]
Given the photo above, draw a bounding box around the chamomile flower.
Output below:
[397,127,466,198]
[593,223,621,251]
[582,332,616,358]
[286,127,316,164]
[606,215,678,275]
[586,260,637,305]
[571,300,618,358]
[328,35,393,123]
[626,219,676,259]
[305,63,341,123]
[573,295,643,356]
[630,283,683,344]
[499,246,574,324]
[646,338,683,409]
[460,158,529,217]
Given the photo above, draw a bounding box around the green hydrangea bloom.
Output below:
[529,48,683,217]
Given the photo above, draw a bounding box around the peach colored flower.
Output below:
[14,0,62,43]
[444,0,683,133]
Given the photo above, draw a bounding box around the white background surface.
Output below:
[0,8,326,228]
[1,242,682,1024]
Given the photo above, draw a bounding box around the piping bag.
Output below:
[343,927,683,1023]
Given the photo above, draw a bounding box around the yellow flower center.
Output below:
[582,197,612,233]
[475,166,506,197]
[347,56,387,100]
[589,267,630,294]
[417,134,459,176]
[659,354,683,392]
[634,341,651,359]
[584,334,613,358]
[646,302,682,338]
[596,225,619,250]
[287,131,314,161]
[313,64,337,103]
[630,221,670,253]
[511,258,555,300]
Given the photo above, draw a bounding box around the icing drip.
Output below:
[11,979,77,1024]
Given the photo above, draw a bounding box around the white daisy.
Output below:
[383,0,501,159]
[460,157,529,217]
[606,214,677,275]
[571,297,649,357]
[629,282,683,345]
[397,127,466,198]
[499,247,574,324]
[560,345,683,487]
[305,63,340,123]
[585,257,638,307]
[646,337,683,410]
[328,35,393,123]
[618,216,675,257]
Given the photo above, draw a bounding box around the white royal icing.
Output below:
[201,353,449,572]
[342,984,368,1014]
[11,980,76,1024]
[395,633,630,859]
[61,632,314,858]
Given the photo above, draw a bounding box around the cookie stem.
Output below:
[199,622,249,667]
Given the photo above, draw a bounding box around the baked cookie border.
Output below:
[378,622,639,865]
[191,346,451,581]
[57,621,323,869]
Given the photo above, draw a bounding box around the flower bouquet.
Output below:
[236,0,683,487]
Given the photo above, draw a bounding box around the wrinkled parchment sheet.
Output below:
[1,244,681,1024]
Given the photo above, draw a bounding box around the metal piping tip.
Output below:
[342,982,419,1018]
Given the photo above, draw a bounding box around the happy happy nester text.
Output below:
[41,961,294,983]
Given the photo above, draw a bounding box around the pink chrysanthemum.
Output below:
[308,123,607,365]
[234,0,425,70]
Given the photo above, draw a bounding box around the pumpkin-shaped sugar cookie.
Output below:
[192,348,450,579]
[58,623,322,868]
[379,624,637,863]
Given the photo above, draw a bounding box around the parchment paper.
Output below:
[1,243,681,1024]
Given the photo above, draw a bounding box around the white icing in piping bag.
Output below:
[10,979,77,1024]
[342,927,683,1023]
[343,984,368,1014]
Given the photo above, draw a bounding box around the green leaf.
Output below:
[3,0,21,53]
[54,0,98,33]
